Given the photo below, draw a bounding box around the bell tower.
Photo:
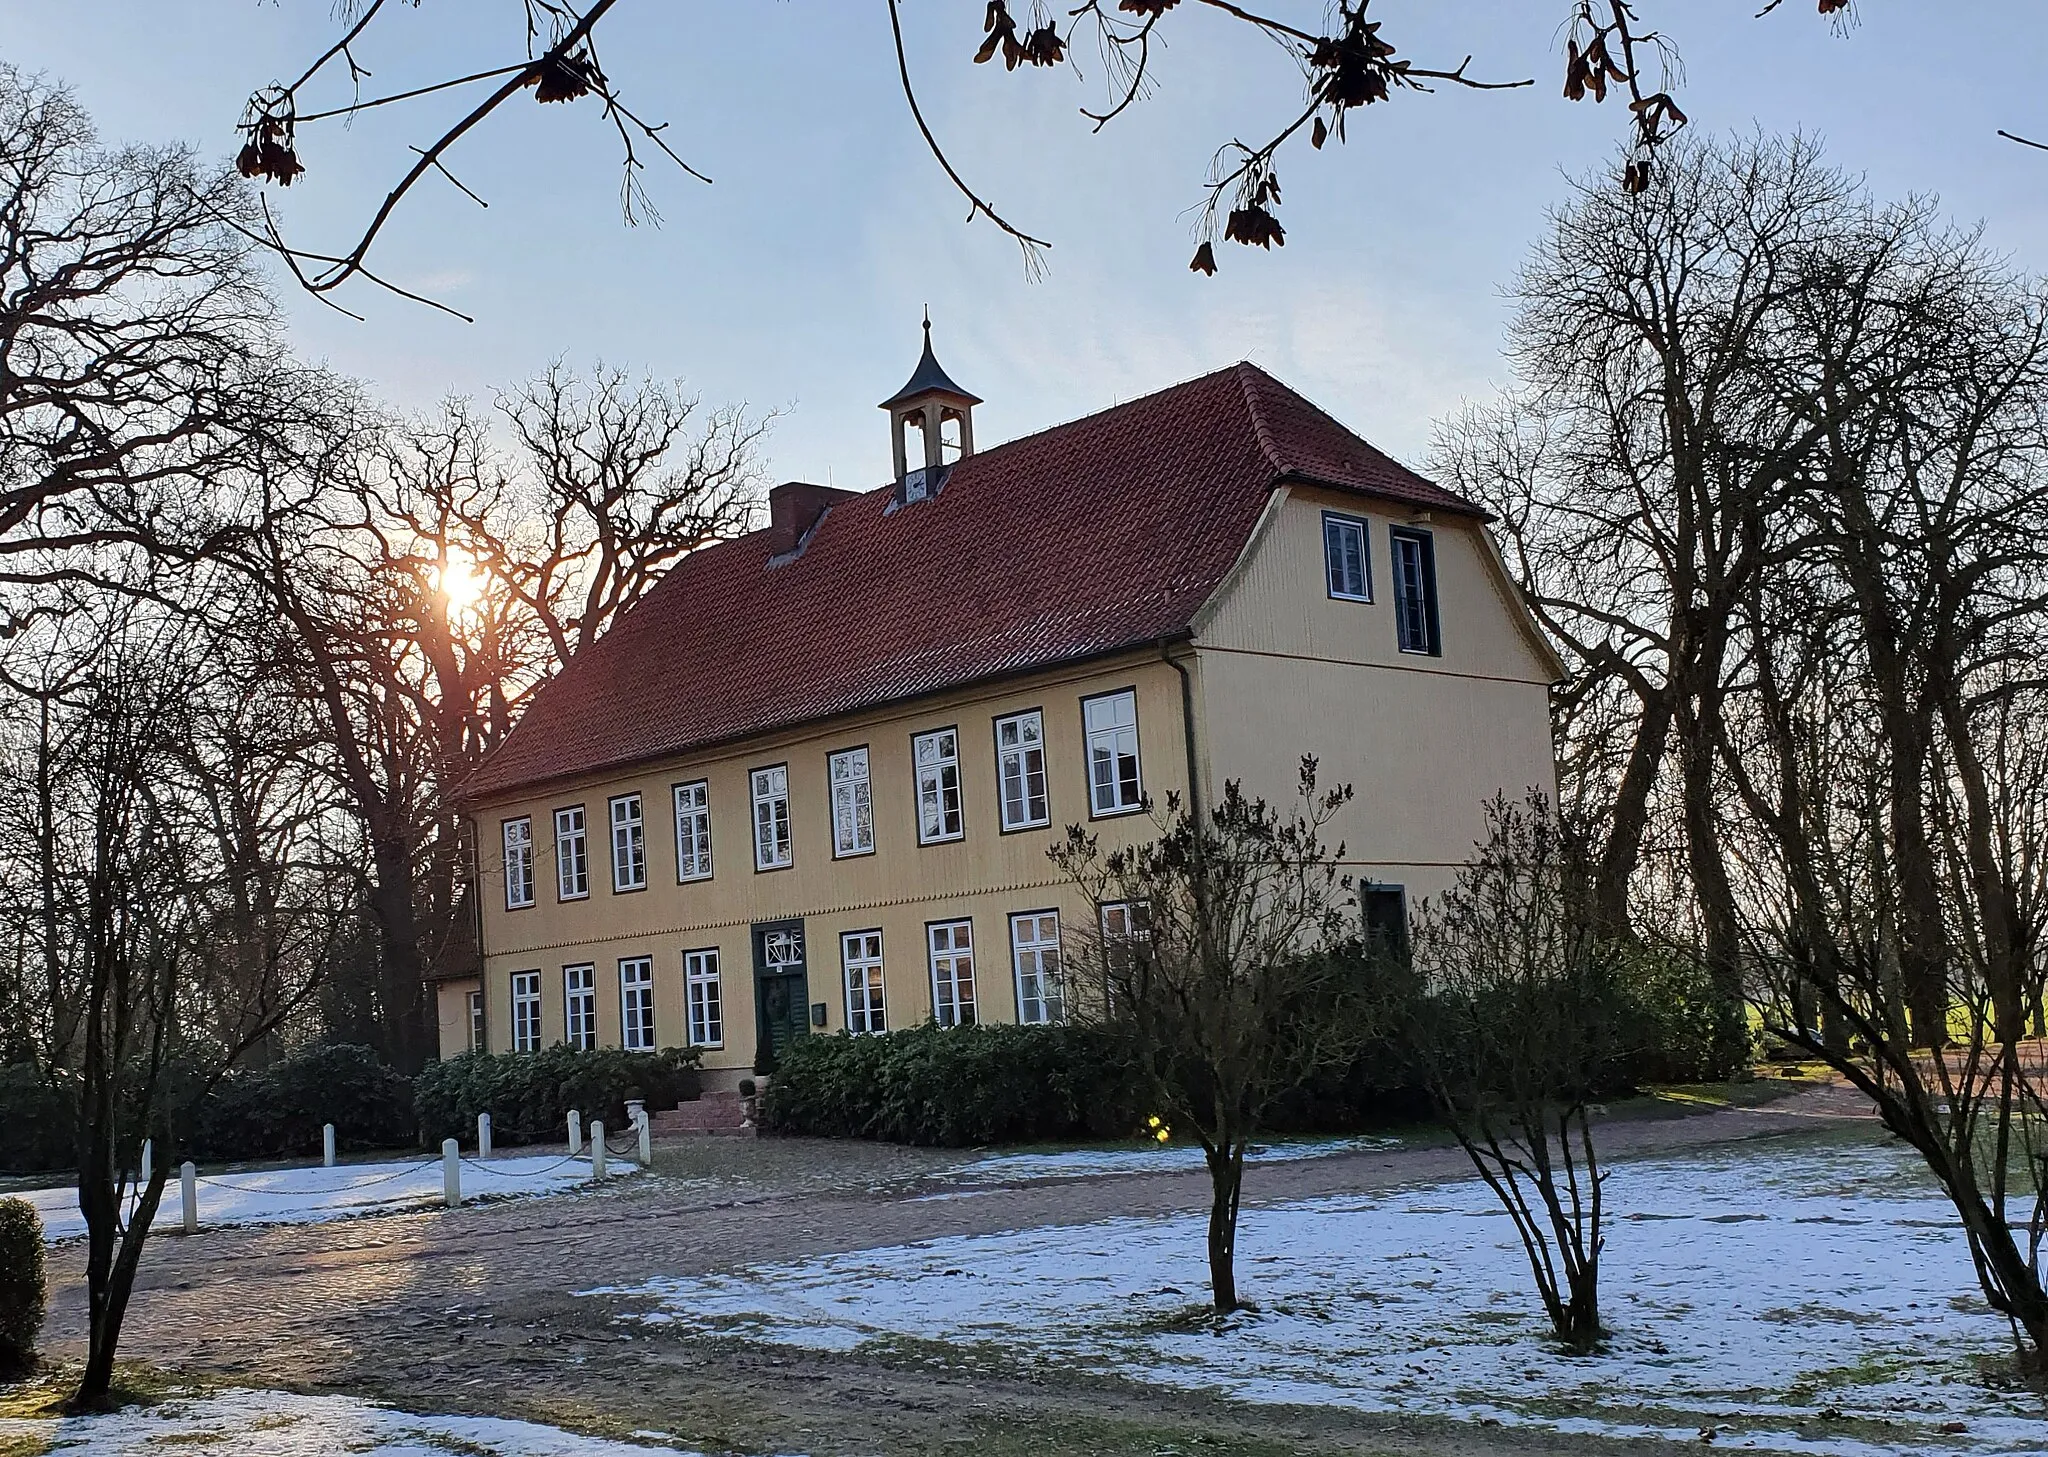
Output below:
[880,313,980,504]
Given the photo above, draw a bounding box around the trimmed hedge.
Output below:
[0,1197,44,1377]
[0,1065,75,1175]
[192,1044,415,1162]
[759,1023,1142,1145]
[413,1045,704,1146]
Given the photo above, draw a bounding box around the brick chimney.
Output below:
[766,481,856,560]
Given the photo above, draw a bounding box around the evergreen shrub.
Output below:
[193,1043,415,1161]
[0,1197,44,1376]
[412,1044,703,1146]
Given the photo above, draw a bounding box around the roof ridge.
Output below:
[1230,360,1290,480]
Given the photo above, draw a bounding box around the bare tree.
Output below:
[1051,760,1373,1314]
[1409,794,1631,1354]
[229,3,1891,301]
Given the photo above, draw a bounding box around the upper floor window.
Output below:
[1389,527,1441,656]
[830,748,875,857]
[752,765,793,870]
[609,793,647,892]
[554,806,589,901]
[684,948,724,1048]
[928,919,977,1028]
[673,780,713,882]
[1010,910,1064,1026]
[510,970,542,1053]
[914,729,964,844]
[502,818,535,910]
[563,963,597,1052]
[995,710,1049,831]
[620,956,656,1051]
[842,929,887,1034]
[1323,511,1371,602]
[1083,690,1143,816]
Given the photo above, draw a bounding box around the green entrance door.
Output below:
[752,920,810,1071]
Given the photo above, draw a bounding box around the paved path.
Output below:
[36,1082,1878,1457]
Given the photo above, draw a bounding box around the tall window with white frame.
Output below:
[927,920,976,1027]
[563,963,597,1051]
[752,765,793,870]
[1084,690,1143,816]
[467,990,486,1052]
[914,728,964,844]
[610,793,647,891]
[673,780,713,882]
[1389,526,1441,656]
[995,709,1049,831]
[1322,511,1371,601]
[684,949,723,1048]
[510,970,542,1052]
[502,817,535,909]
[1099,899,1152,1008]
[554,806,589,900]
[1010,910,1064,1025]
[829,748,875,857]
[619,956,656,1050]
[842,930,887,1033]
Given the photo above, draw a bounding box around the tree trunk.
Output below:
[1592,690,1673,939]
[1204,1141,1244,1314]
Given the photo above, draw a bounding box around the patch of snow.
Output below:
[593,1138,2048,1456]
[0,1386,714,1455]
[22,1152,633,1243]
[947,1134,1399,1184]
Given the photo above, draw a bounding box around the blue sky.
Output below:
[5,3,2046,487]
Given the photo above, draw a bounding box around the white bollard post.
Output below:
[477,1111,492,1160]
[589,1122,606,1180]
[138,1139,152,1190]
[180,1161,197,1234]
[636,1108,652,1167]
[442,1138,462,1208]
[568,1109,583,1156]
[322,1123,336,1168]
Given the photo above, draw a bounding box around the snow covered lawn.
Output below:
[591,1137,2048,1456]
[944,1133,1399,1185]
[22,1151,633,1242]
[0,1387,706,1455]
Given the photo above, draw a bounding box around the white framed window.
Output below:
[995,710,1049,831]
[1084,690,1143,816]
[1390,527,1441,656]
[914,728,964,844]
[684,948,723,1048]
[502,817,535,909]
[563,963,597,1051]
[752,765,793,870]
[511,970,542,1052]
[1323,511,1371,602]
[842,930,886,1034]
[1099,899,1153,1005]
[554,806,589,901]
[829,748,875,858]
[467,990,486,1053]
[619,956,656,1051]
[609,793,647,892]
[928,919,977,1028]
[673,780,712,882]
[1010,911,1064,1025]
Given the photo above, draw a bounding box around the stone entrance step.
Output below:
[651,1090,755,1137]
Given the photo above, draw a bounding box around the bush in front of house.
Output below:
[0,1197,45,1376]
[0,1064,76,1175]
[192,1043,416,1162]
[412,1044,704,1147]
[759,1022,1141,1146]
[1609,942,1752,1085]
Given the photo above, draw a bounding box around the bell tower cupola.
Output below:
[880,313,979,504]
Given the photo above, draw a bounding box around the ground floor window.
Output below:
[1010,910,1063,1025]
[928,920,976,1028]
[620,956,656,1050]
[685,948,723,1048]
[843,930,886,1033]
[511,971,542,1052]
[564,963,597,1051]
[467,990,486,1052]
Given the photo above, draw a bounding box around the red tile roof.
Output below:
[464,363,1480,802]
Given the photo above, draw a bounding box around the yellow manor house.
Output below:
[443,332,1563,1085]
